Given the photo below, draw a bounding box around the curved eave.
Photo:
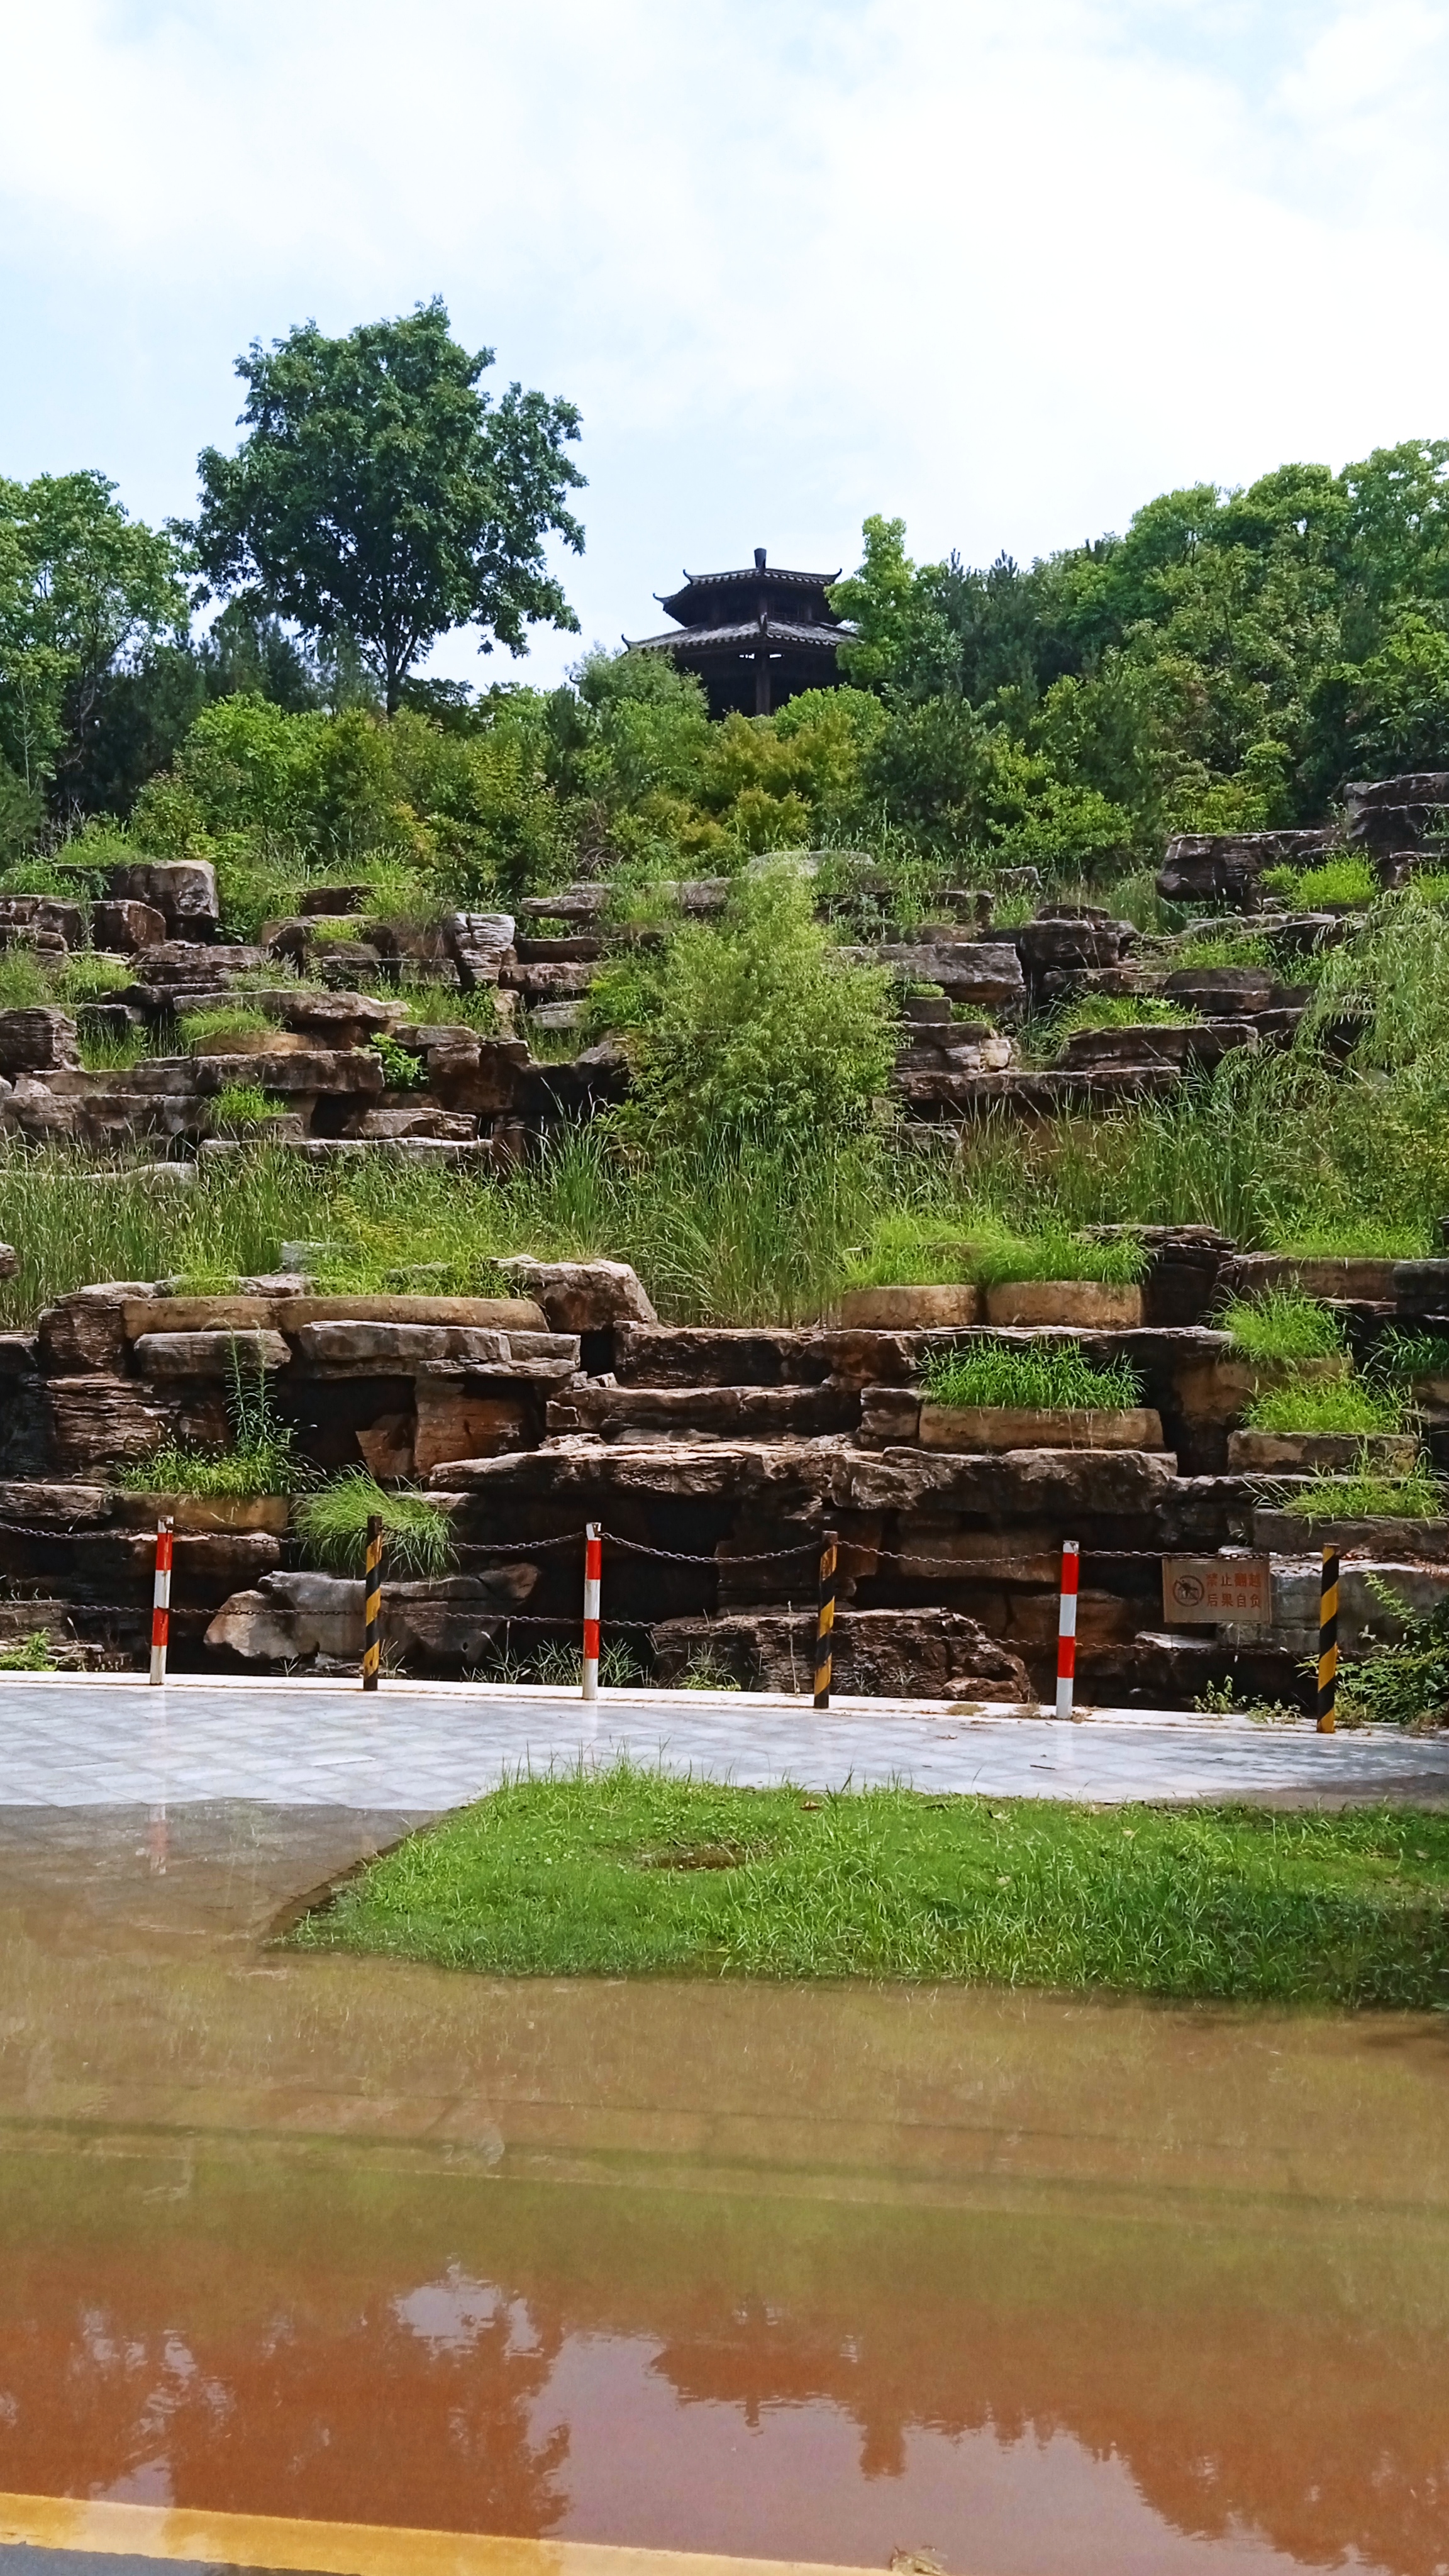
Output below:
[625,619,850,654]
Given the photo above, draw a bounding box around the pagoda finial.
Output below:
[754,547,767,570]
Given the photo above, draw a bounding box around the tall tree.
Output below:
[188,299,585,714]
[0,470,187,809]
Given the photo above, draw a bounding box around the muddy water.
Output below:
[0,1807,1447,2575]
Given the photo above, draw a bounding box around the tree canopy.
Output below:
[187,299,585,713]
[0,471,187,831]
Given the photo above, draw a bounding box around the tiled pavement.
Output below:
[2,1675,1448,1808]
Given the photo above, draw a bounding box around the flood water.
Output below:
[0,1805,1446,2576]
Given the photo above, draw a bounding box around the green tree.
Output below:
[0,470,188,809]
[188,299,585,715]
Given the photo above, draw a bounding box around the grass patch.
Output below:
[120,1348,313,1495]
[1221,1290,1346,1361]
[1261,856,1378,909]
[1243,1377,1405,1435]
[1172,933,1272,970]
[920,1340,1142,1410]
[1373,1330,1449,1383]
[210,1082,282,1134]
[972,1223,1148,1289]
[841,1212,978,1289]
[1284,1458,1445,1521]
[1052,996,1199,1038]
[287,1765,1449,2004]
[179,1005,274,1049]
[294,1470,455,1577]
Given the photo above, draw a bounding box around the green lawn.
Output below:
[289,1765,1449,2007]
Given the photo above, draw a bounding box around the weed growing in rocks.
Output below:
[1284,1458,1445,1521]
[920,1341,1143,1411]
[1243,1379,1405,1434]
[1222,1292,1346,1362]
[294,1470,455,1577]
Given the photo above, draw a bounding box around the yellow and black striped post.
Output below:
[814,1527,838,1709]
[1317,1545,1339,1733]
[362,1514,384,1693]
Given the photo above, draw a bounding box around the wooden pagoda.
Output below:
[625,547,849,718]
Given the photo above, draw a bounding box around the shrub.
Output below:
[1222,1291,1346,1361]
[1243,1378,1404,1435]
[370,1031,426,1089]
[920,1341,1143,1410]
[294,1470,455,1577]
[1338,1588,1449,1728]
[0,1629,59,1670]
[618,869,897,1149]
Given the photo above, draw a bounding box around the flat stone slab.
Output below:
[0,1675,1446,1808]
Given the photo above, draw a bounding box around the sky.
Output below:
[2,0,1448,688]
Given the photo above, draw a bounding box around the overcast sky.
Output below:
[3,0,1448,687]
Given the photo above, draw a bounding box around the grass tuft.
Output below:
[294,1470,455,1577]
[920,1340,1143,1411]
[1221,1291,1346,1362]
[1243,1377,1405,1435]
[1284,1457,1445,1521]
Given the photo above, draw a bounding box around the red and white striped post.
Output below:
[1055,1539,1079,1721]
[150,1516,174,1687]
[582,1521,602,1701]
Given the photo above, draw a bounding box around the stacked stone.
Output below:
[2,1242,1447,1705]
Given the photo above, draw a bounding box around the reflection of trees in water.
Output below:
[0,2265,569,2536]
[4,2156,1448,2575]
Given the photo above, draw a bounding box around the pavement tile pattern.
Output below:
[2,1677,1448,1808]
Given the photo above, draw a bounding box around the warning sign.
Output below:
[1162,1555,1272,1625]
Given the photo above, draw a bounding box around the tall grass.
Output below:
[921,1342,1143,1410]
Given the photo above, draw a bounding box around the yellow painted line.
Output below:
[0,2492,884,2576]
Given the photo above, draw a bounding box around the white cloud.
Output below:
[1,0,1447,686]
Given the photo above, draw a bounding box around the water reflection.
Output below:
[0,1804,1446,2573]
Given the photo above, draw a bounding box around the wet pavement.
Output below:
[4,1674,1449,1808]
[0,1802,1447,2574]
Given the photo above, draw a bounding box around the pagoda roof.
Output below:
[625,616,848,655]
[657,564,843,627]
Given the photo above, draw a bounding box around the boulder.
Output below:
[40,1284,159,1374]
[45,1375,180,1474]
[192,1048,384,1097]
[108,860,219,934]
[133,941,264,987]
[649,1607,1032,1702]
[294,1322,511,1370]
[1163,964,1275,1014]
[0,1243,16,1281]
[984,1280,1143,1328]
[837,1285,980,1330]
[494,1257,657,1331]
[1253,1507,1449,1561]
[843,941,1026,1012]
[0,896,86,949]
[0,1008,80,1074]
[1392,1260,1449,1318]
[843,1443,1180,1519]
[448,912,518,991]
[204,1565,537,1667]
[1015,918,1135,980]
[1157,830,1333,906]
[133,1329,292,1379]
[1226,1252,1398,1304]
[547,1384,857,1440]
[355,1108,479,1140]
[91,899,167,953]
[425,1036,531,1117]
[918,1404,1165,1452]
[1344,775,1449,856]
[516,886,609,923]
[298,885,372,914]
[1227,1430,1418,1473]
